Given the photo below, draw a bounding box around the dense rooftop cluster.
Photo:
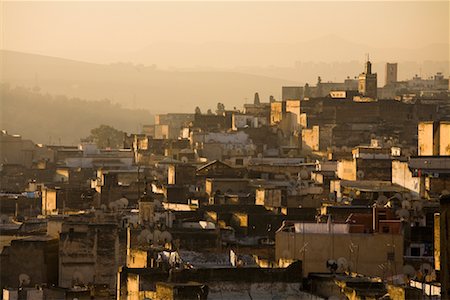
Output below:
[1,61,449,299]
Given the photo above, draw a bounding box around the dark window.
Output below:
[387,251,395,261]
[411,247,421,256]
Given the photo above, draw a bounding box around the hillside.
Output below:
[0,84,151,145]
[0,50,295,113]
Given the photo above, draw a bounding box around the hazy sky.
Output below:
[1,1,449,67]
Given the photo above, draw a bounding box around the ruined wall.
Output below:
[301,126,319,152]
[337,159,356,181]
[59,222,119,293]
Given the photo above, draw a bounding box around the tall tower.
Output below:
[385,63,398,86]
[358,56,377,99]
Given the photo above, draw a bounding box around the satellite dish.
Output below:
[118,197,129,207]
[401,200,412,210]
[356,170,365,180]
[396,209,410,221]
[326,259,338,273]
[376,195,388,207]
[153,229,162,243]
[0,214,9,224]
[402,265,416,278]
[18,273,31,286]
[181,156,189,163]
[337,257,349,271]
[100,204,107,211]
[160,231,173,243]
[109,201,119,211]
[299,169,309,180]
[441,190,450,196]
[412,201,423,212]
[137,229,153,244]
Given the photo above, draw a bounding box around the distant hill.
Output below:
[0,84,151,145]
[0,50,296,113]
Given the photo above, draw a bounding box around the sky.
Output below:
[1,1,449,67]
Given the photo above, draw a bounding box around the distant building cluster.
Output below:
[0,60,449,299]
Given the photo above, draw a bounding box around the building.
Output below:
[439,194,450,299]
[282,86,303,101]
[358,59,378,99]
[385,63,398,86]
[0,236,58,289]
[58,218,120,296]
[276,220,403,277]
[337,146,392,181]
[418,121,450,156]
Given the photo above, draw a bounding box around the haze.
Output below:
[1,0,449,144]
[2,1,449,68]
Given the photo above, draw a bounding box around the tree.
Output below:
[195,106,202,115]
[85,125,125,149]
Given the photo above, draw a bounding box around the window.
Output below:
[235,158,244,166]
[387,251,395,261]
[410,247,421,257]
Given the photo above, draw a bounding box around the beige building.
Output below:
[58,220,119,294]
[301,126,320,151]
[285,100,301,126]
[270,101,283,125]
[391,160,422,199]
[418,121,450,156]
[337,146,392,181]
[276,222,403,278]
[0,130,54,168]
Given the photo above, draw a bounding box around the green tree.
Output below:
[86,125,125,149]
